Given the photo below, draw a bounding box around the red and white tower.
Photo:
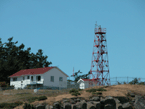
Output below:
[89,23,111,88]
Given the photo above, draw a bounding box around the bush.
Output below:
[69,88,81,96]
[86,88,97,93]
[96,88,107,91]
[9,85,15,89]
[23,103,36,109]
[71,92,81,96]
[14,101,23,105]
[27,97,39,103]
[0,101,23,108]
[123,81,127,84]
[138,82,145,85]
[78,89,83,91]
[38,96,47,101]
[92,92,102,95]
[86,88,107,93]
[18,88,22,90]
[117,81,122,85]
[0,81,7,87]
[0,103,7,108]
[26,85,31,89]
[69,88,78,93]
[129,78,139,85]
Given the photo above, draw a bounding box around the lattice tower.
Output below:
[89,23,111,88]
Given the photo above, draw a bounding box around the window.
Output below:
[59,77,63,81]
[23,76,25,80]
[31,76,33,81]
[13,77,17,81]
[36,76,41,81]
[27,76,29,79]
[51,76,54,82]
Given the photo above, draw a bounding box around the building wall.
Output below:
[85,81,100,89]
[10,74,44,89]
[43,67,67,88]
[79,81,85,89]
[10,67,68,89]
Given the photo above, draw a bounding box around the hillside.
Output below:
[11,84,145,109]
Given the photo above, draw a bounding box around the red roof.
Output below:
[9,67,55,77]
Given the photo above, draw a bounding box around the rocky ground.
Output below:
[10,84,145,109]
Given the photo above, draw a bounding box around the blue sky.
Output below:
[0,0,145,85]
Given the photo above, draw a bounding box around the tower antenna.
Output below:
[89,22,111,88]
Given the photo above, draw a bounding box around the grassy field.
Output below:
[0,88,72,104]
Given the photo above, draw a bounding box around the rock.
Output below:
[104,104,115,109]
[53,102,61,109]
[92,101,101,109]
[134,95,145,109]
[45,105,49,109]
[70,99,76,104]
[90,96,100,101]
[63,102,71,109]
[114,97,129,104]
[117,103,123,109]
[122,102,133,109]
[87,102,95,109]
[129,93,135,97]
[76,98,80,102]
[0,87,2,91]
[31,92,145,109]
[104,96,116,106]
[36,104,45,109]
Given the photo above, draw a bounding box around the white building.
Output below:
[77,78,101,89]
[8,66,69,90]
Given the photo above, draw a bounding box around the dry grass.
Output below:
[0,84,145,109]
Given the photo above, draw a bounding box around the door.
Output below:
[80,82,85,89]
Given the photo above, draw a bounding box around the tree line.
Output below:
[0,37,52,84]
[0,37,90,85]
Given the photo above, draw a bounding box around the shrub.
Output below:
[23,103,36,109]
[71,92,81,96]
[0,81,7,87]
[0,101,23,108]
[18,88,22,90]
[86,88,107,93]
[0,103,7,108]
[117,81,122,85]
[26,85,31,89]
[9,85,15,89]
[138,82,145,85]
[129,78,139,85]
[14,101,23,105]
[96,88,107,91]
[86,88,97,93]
[123,81,127,84]
[69,88,81,96]
[38,96,47,101]
[92,92,102,95]
[69,88,78,93]
[27,97,39,103]
[78,88,83,91]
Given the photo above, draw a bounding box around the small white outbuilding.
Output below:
[77,78,100,89]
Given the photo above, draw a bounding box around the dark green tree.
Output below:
[129,78,139,85]
[70,70,90,83]
[0,37,52,84]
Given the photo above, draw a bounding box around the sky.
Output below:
[0,0,145,85]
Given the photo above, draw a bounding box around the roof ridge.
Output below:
[9,67,56,77]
